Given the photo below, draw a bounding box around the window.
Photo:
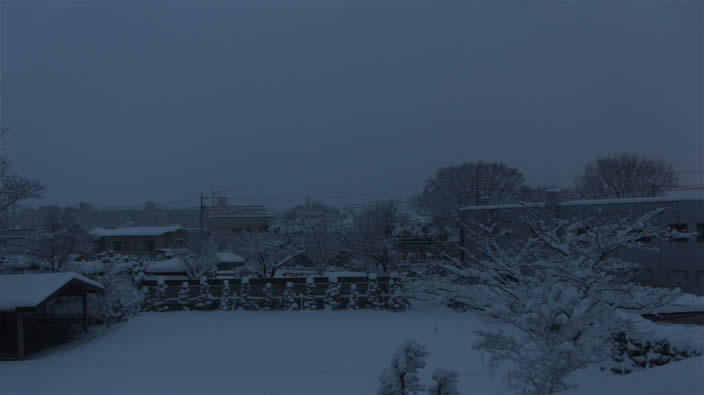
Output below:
[669,224,689,243]
[174,239,186,248]
[697,224,704,243]
[669,270,689,285]
[112,241,122,251]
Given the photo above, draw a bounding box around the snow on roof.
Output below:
[64,261,133,274]
[92,225,185,238]
[0,272,104,312]
[146,258,187,273]
[559,196,704,207]
[216,252,245,263]
[459,202,545,211]
[460,195,704,211]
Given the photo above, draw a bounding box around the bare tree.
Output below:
[0,159,45,222]
[0,159,45,252]
[576,153,678,199]
[177,233,219,279]
[272,199,349,274]
[348,199,401,273]
[229,231,305,278]
[418,161,525,226]
[34,208,93,272]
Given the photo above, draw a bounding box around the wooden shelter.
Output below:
[0,273,103,360]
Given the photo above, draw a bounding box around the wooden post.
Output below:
[82,292,88,333]
[16,312,24,360]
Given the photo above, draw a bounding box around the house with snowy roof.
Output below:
[458,190,704,295]
[92,225,187,255]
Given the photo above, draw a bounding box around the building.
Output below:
[92,226,188,255]
[206,198,273,233]
[459,192,704,295]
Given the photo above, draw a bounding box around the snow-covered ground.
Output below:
[1,310,702,395]
[0,310,507,395]
[568,357,704,395]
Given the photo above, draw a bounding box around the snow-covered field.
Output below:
[0,310,506,395]
[1,310,702,395]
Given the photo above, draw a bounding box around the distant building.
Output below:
[92,225,188,255]
[459,191,704,295]
[206,198,273,233]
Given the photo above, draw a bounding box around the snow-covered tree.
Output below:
[427,369,460,395]
[229,231,305,278]
[378,339,429,395]
[178,281,191,310]
[89,256,142,324]
[348,284,359,310]
[219,280,232,311]
[195,276,213,310]
[272,199,350,274]
[303,276,317,310]
[262,282,274,310]
[442,207,683,395]
[324,275,341,310]
[282,281,297,310]
[130,258,148,288]
[177,233,219,280]
[33,209,93,272]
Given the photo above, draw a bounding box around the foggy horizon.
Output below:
[2,2,702,209]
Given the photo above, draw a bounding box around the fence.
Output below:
[139,275,407,311]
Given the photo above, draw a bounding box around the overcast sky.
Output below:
[1,2,702,209]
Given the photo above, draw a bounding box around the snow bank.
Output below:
[0,272,103,312]
[569,357,704,395]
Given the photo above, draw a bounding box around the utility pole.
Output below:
[200,192,205,234]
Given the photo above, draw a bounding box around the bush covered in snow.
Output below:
[282,282,297,310]
[178,281,191,310]
[324,275,341,310]
[262,282,274,310]
[303,276,317,310]
[153,277,169,312]
[427,369,461,395]
[367,273,384,310]
[348,284,360,310]
[195,276,214,310]
[378,339,430,395]
[219,280,232,311]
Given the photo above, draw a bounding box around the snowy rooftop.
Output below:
[459,202,545,211]
[0,272,103,312]
[216,252,245,263]
[460,195,704,211]
[92,225,185,238]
